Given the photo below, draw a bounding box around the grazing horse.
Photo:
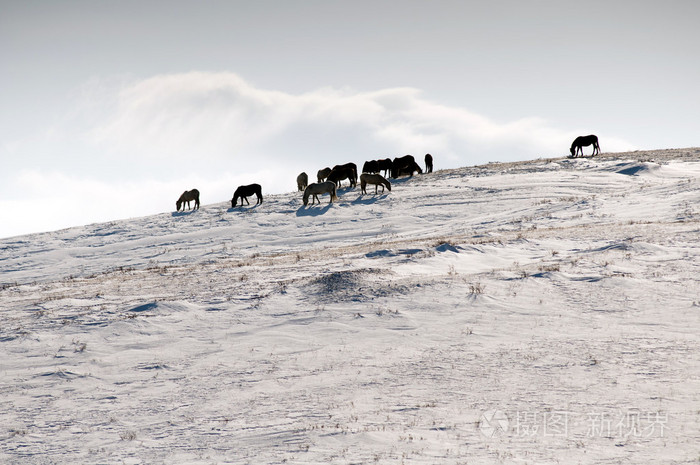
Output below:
[317,167,332,183]
[231,184,263,208]
[377,158,393,177]
[397,161,423,177]
[570,135,600,158]
[391,155,417,178]
[425,153,433,173]
[332,163,358,185]
[176,189,200,211]
[297,172,308,191]
[360,173,391,194]
[362,160,380,174]
[327,164,357,188]
[303,181,338,205]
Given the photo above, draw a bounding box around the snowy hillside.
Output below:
[2,148,700,464]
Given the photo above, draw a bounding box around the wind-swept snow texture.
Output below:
[2,148,700,464]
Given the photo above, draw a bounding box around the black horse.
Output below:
[391,155,416,178]
[570,135,600,158]
[317,167,332,183]
[396,161,423,177]
[176,189,200,211]
[425,153,433,173]
[377,158,393,177]
[362,160,380,174]
[231,184,263,207]
[327,165,357,188]
[332,162,358,185]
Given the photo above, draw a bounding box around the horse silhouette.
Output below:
[317,167,332,183]
[377,158,393,177]
[303,181,338,205]
[570,135,600,158]
[397,161,423,177]
[231,184,263,208]
[327,163,357,188]
[425,153,433,173]
[296,172,308,191]
[391,155,416,178]
[362,160,380,174]
[176,189,200,211]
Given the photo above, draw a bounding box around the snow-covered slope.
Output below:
[2,148,700,464]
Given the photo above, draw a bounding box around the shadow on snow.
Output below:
[296,204,333,217]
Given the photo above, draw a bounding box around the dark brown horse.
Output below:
[396,161,423,177]
[570,135,600,158]
[377,158,393,177]
[231,184,263,207]
[424,153,433,173]
[317,167,332,183]
[296,172,308,191]
[332,163,358,185]
[328,163,358,188]
[391,155,417,178]
[362,160,380,174]
[176,189,200,211]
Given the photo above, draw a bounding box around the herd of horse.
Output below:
[176,153,434,211]
[176,135,600,211]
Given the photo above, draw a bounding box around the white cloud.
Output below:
[86,72,636,168]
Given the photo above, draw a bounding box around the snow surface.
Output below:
[2,148,700,464]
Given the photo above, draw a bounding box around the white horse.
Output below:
[303,181,338,205]
[360,173,391,194]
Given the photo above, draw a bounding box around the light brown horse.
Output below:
[176,189,200,211]
[360,173,391,194]
[303,181,338,205]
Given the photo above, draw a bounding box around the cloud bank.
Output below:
[86,72,634,167]
[2,72,635,237]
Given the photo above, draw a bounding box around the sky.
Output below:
[1,0,698,238]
